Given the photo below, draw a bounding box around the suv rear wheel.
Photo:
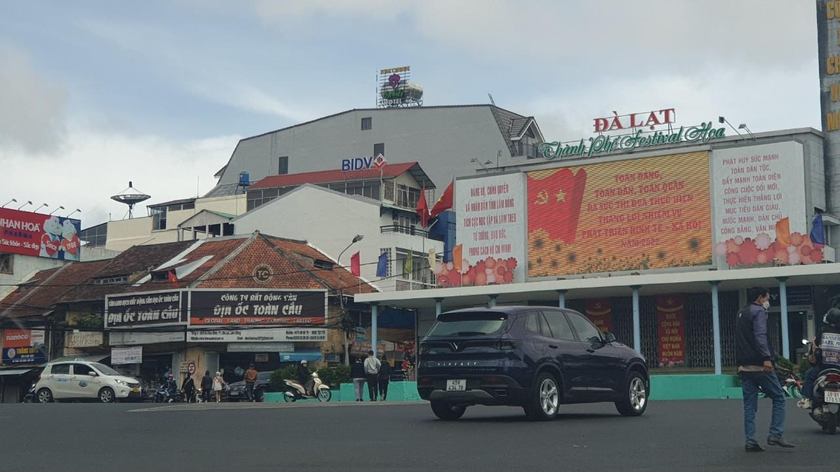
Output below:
[615,372,647,417]
[524,373,560,421]
[431,401,466,421]
[37,388,53,404]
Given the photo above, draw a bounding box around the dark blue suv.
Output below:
[417,306,650,421]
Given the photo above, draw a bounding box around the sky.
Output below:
[0,0,821,228]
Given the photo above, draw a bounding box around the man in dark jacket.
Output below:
[200,371,212,402]
[378,356,392,401]
[736,287,794,452]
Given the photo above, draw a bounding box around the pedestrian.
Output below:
[736,287,794,452]
[364,350,381,401]
[213,371,226,403]
[378,355,392,401]
[182,373,195,404]
[244,363,259,402]
[350,358,366,402]
[200,370,213,403]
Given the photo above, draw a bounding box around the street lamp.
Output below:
[2,198,16,208]
[337,234,364,366]
[34,203,49,213]
[17,200,32,210]
[48,206,65,216]
[66,209,81,218]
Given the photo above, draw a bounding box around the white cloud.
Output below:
[0,44,68,155]
[2,120,240,228]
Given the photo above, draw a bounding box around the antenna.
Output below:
[111,181,151,219]
[488,93,496,106]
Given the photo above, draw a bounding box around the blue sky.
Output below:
[0,1,820,226]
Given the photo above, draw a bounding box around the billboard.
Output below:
[2,329,46,365]
[442,173,526,287]
[0,208,81,261]
[187,328,327,343]
[711,142,812,267]
[189,290,327,326]
[105,291,188,329]
[528,151,711,278]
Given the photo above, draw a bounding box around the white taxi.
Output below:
[35,360,142,403]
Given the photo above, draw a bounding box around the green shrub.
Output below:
[798,356,812,375]
[317,365,350,388]
[269,365,298,391]
[776,357,795,371]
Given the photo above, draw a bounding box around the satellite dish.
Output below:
[111,181,151,219]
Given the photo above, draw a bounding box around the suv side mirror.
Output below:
[88,372,98,377]
[603,332,616,343]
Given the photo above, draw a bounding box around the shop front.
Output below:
[0,328,47,403]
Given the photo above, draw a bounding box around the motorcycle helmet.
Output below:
[300,360,308,366]
[826,308,840,327]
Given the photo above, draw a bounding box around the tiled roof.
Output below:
[249,162,417,190]
[60,241,194,302]
[0,261,110,319]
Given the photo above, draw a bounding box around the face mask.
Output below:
[762,301,770,310]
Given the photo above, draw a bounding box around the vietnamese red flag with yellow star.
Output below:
[656,295,685,367]
[430,180,454,218]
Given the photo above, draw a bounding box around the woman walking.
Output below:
[182,373,196,403]
[213,371,226,403]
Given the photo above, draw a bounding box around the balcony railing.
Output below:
[380,225,429,238]
[395,278,437,291]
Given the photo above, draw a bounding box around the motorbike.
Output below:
[801,340,840,434]
[154,380,184,403]
[282,372,331,402]
[23,383,36,403]
[775,365,804,398]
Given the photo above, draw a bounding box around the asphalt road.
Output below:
[1,399,838,471]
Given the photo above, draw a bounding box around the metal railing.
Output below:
[380,225,429,238]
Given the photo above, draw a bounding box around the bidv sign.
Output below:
[341,154,387,172]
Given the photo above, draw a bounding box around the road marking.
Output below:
[128,401,425,413]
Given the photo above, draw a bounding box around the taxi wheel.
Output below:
[37,388,53,403]
[99,387,116,403]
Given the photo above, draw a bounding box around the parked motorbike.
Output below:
[23,383,36,403]
[282,373,331,402]
[776,365,804,398]
[807,368,840,435]
[154,380,184,403]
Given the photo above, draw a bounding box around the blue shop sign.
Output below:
[2,347,46,365]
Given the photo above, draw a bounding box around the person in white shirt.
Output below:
[363,350,382,401]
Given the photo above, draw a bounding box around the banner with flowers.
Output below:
[711,142,812,268]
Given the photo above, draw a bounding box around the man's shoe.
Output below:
[745,443,765,452]
[767,436,796,448]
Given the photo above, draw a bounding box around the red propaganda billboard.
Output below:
[584,299,613,333]
[656,295,686,367]
[0,208,82,261]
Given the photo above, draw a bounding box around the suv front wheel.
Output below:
[431,401,466,421]
[524,372,560,421]
[99,387,116,403]
[615,371,647,417]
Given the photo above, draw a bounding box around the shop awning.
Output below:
[279,350,322,362]
[0,369,36,377]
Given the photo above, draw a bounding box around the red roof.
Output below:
[1,260,110,319]
[250,162,418,190]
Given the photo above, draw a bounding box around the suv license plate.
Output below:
[826,390,840,404]
[446,380,466,392]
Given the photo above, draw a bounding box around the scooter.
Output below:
[154,380,184,403]
[776,365,804,398]
[23,383,36,403]
[808,367,840,435]
[283,372,331,402]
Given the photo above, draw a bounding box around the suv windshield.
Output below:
[91,363,121,376]
[427,312,507,337]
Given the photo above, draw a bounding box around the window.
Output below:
[524,313,541,335]
[93,275,129,285]
[80,223,108,248]
[278,156,289,175]
[374,142,384,157]
[361,117,372,131]
[427,312,507,337]
[51,364,71,375]
[151,207,167,230]
[0,253,12,274]
[72,364,95,376]
[567,312,603,344]
[313,260,334,270]
[542,310,576,341]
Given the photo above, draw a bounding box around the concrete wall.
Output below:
[217,107,513,196]
[196,195,247,216]
[105,217,154,252]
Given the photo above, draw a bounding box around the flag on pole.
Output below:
[168,270,178,288]
[376,252,388,277]
[811,213,826,247]
[404,251,413,276]
[775,217,791,248]
[431,180,454,217]
[453,244,463,271]
[428,248,436,272]
[416,185,430,228]
[350,251,361,276]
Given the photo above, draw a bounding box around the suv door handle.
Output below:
[548,344,559,349]
[586,348,595,353]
